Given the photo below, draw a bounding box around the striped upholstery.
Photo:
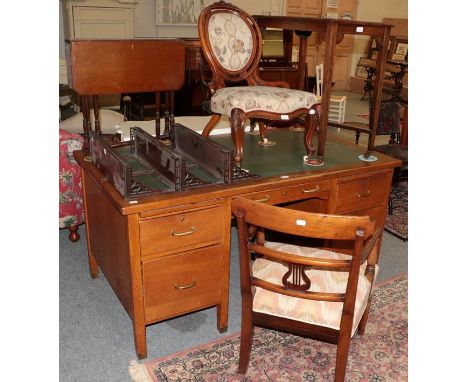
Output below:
[252,241,378,335]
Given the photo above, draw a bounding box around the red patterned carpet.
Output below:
[130,275,408,382]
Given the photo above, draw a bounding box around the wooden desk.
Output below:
[75,129,400,359]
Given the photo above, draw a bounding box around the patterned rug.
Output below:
[129,275,408,382]
[385,183,408,241]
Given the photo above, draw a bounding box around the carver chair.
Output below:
[231,197,382,381]
[198,1,320,164]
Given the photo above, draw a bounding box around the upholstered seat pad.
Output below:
[252,242,377,335]
[210,86,319,116]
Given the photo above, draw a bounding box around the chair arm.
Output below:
[360,226,383,265]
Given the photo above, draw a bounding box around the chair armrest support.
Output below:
[361,226,383,265]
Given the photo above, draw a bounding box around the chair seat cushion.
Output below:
[210,86,319,116]
[252,241,377,335]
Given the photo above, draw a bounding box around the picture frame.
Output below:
[395,42,408,57]
[156,0,215,26]
[356,65,368,79]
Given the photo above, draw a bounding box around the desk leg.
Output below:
[127,214,148,359]
[217,303,228,333]
[87,252,99,279]
[133,320,147,360]
[81,170,99,279]
[217,218,230,333]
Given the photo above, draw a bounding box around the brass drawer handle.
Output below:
[174,279,197,290]
[356,190,371,198]
[253,195,270,203]
[301,185,320,194]
[171,226,196,236]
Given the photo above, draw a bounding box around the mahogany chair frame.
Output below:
[231,197,382,382]
[198,1,320,164]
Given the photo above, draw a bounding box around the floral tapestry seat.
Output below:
[59,129,85,242]
[210,86,318,116]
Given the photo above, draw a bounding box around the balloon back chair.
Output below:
[198,1,320,164]
[231,197,382,381]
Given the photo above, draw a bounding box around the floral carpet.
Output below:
[129,275,408,382]
[385,183,408,241]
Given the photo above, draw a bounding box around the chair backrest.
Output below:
[231,197,375,302]
[315,63,323,98]
[198,1,263,89]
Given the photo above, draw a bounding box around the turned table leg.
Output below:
[68,225,80,242]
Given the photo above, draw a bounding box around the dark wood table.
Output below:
[75,129,400,358]
[252,16,393,160]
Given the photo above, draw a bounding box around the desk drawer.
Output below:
[140,205,224,258]
[335,173,391,213]
[243,180,331,205]
[142,246,223,323]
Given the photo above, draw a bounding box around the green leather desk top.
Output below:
[211,129,400,178]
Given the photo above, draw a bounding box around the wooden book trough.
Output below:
[89,125,257,200]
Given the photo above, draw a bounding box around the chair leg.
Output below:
[238,308,254,374]
[303,112,317,158]
[68,225,80,242]
[231,108,246,164]
[358,301,372,336]
[258,121,267,142]
[388,195,394,215]
[334,333,352,382]
[355,131,360,144]
[249,119,258,134]
[201,114,221,137]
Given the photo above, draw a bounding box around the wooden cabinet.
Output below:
[63,0,136,39]
[286,0,358,90]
